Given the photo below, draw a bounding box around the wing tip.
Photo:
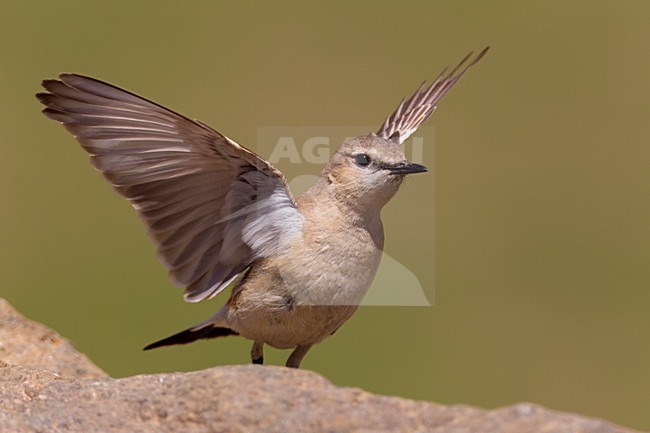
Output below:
[376,46,489,142]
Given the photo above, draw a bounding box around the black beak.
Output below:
[387,162,428,175]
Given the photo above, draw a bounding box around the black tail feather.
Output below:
[143,324,239,351]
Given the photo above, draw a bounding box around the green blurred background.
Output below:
[1,1,649,430]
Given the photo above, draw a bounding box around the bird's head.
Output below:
[321,134,427,212]
[311,48,489,215]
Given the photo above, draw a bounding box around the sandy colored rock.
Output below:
[0,298,106,379]
[0,363,639,433]
[0,298,639,433]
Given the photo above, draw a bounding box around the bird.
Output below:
[36,47,488,368]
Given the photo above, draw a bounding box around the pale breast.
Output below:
[285,212,384,306]
[226,211,385,348]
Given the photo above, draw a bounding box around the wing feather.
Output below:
[377,47,489,144]
[37,74,303,302]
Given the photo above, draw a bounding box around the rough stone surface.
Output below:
[0,298,106,379]
[0,298,639,433]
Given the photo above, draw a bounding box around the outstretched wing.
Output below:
[377,47,489,144]
[37,74,303,302]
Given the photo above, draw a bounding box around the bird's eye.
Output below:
[354,153,371,167]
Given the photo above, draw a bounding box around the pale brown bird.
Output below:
[36,47,488,368]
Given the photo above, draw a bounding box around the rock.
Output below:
[0,364,638,433]
[0,298,106,379]
[0,299,639,433]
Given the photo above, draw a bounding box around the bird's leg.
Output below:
[285,344,313,368]
[251,341,264,365]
